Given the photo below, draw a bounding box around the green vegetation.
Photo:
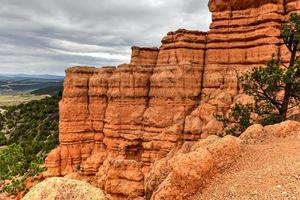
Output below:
[216,13,300,136]
[0,144,26,180]
[30,85,63,96]
[215,104,254,137]
[0,94,48,107]
[0,145,46,195]
[0,93,61,195]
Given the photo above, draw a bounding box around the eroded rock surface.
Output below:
[192,121,300,200]
[241,120,300,144]
[44,1,300,199]
[145,136,241,200]
[23,177,109,200]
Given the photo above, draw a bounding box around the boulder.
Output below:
[23,177,110,200]
[240,124,266,144]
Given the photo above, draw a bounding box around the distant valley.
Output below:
[0,74,63,106]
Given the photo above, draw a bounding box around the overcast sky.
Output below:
[0,0,211,75]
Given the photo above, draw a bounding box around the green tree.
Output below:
[240,13,300,121]
[216,13,300,136]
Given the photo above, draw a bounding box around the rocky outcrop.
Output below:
[45,30,207,179]
[23,177,109,200]
[145,135,241,200]
[97,159,145,199]
[241,120,300,144]
[44,0,300,199]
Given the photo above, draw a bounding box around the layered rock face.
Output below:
[45,1,300,199]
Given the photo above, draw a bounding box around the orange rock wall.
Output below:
[45,1,300,199]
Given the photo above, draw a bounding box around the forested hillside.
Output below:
[0,93,61,194]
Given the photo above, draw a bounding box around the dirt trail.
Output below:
[192,135,300,200]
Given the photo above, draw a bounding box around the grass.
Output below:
[0,94,49,107]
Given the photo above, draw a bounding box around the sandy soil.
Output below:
[192,135,300,200]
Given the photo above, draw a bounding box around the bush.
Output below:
[1,177,25,195]
[0,132,7,146]
[0,144,26,180]
[215,104,254,136]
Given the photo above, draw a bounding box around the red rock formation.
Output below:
[142,30,206,168]
[145,135,241,200]
[97,159,144,199]
[44,0,300,199]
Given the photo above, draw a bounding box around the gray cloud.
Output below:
[0,0,211,75]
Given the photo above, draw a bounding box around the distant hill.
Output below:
[0,74,64,95]
[0,74,63,80]
[31,86,63,96]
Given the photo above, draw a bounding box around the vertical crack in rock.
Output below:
[198,33,208,106]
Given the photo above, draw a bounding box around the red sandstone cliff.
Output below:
[44,0,300,199]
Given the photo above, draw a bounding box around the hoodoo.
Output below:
[44,0,300,199]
